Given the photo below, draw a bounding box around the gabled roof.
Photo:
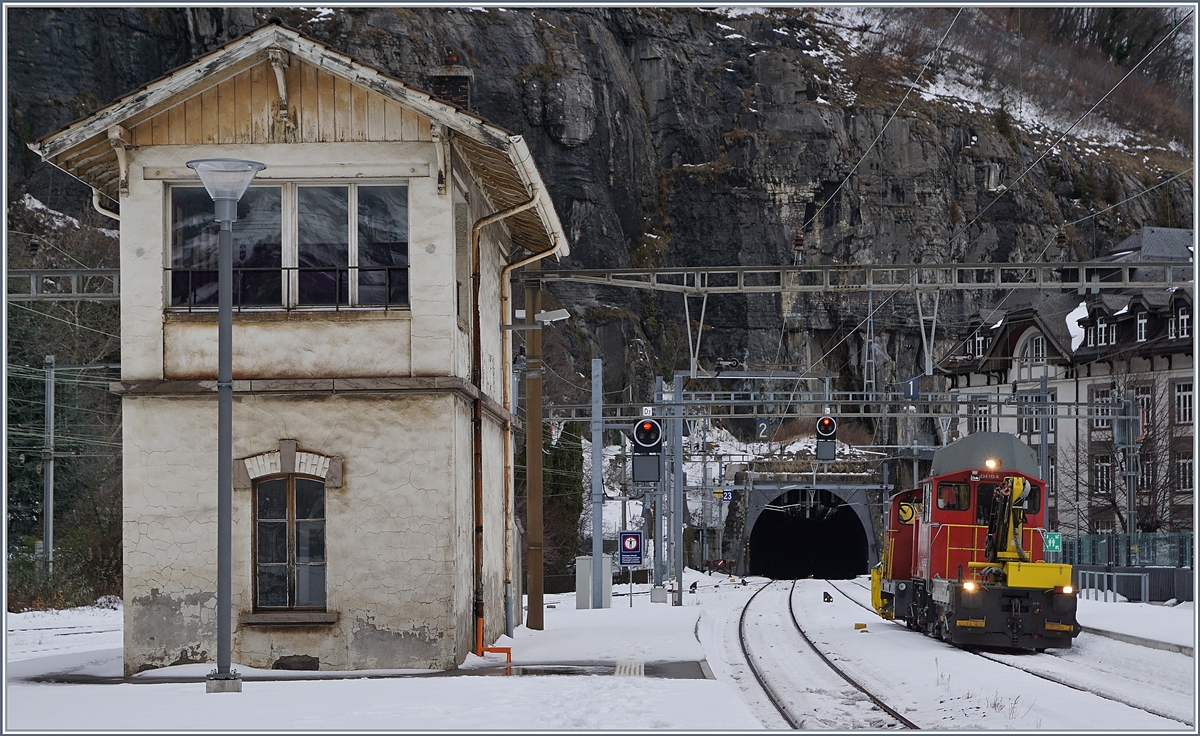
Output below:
[1106,227,1193,263]
[30,21,568,257]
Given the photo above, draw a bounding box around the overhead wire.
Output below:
[768,10,1193,406]
[8,302,120,340]
[766,8,965,395]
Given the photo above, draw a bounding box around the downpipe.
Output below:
[472,191,539,654]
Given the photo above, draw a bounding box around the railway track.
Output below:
[826,579,1194,727]
[737,579,917,729]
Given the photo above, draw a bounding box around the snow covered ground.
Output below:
[5,571,1195,730]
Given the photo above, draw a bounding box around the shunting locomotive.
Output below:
[871,432,1080,650]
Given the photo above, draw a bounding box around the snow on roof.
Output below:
[1067,301,1088,351]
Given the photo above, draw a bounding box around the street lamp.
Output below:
[187,158,265,694]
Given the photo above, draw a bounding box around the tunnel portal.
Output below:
[748,488,869,580]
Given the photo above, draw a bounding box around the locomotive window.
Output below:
[976,480,1042,525]
[1019,482,1042,514]
[976,484,998,526]
[937,482,971,510]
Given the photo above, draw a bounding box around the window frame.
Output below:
[1135,311,1147,342]
[1093,454,1113,496]
[936,481,971,511]
[1174,381,1193,425]
[1178,305,1191,339]
[253,473,327,612]
[168,180,411,311]
[1092,387,1112,430]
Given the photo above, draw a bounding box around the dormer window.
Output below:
[972,331,988,358]
[1018,331,1047,380]
[1136,311,1147,342]
[1096,318,1108,346]
[1087,325,1095,347]
[1178,306,1191,339]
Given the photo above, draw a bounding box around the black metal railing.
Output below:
[168,266,409,311]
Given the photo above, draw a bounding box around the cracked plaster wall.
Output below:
[124,392,508,673]
[118,135,515,674]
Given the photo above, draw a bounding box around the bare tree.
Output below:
[1056,367,1190,534]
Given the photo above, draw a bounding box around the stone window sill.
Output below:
[239,611,339,626]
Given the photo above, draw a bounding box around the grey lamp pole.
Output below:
[187,158,265,693]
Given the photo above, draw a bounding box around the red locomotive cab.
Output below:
[884,488,920,581]
[919,469,1049,582]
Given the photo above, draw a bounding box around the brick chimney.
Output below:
[428,51,473,110]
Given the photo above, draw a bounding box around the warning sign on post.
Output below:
[618,531,643,566]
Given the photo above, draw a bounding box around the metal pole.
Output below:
[673,374,685,606]
[591,359,604,609]
[1124,388,1137,535]
[1039,374,1049,484]
[215,217,234,679]
[42,355,55,576]
[653,376,664,588]
[525,269,545,629]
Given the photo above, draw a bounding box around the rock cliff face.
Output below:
[8,7,1192,440]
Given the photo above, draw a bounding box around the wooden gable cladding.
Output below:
[128,58,433,147]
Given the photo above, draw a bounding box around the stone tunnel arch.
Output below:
[743,482,879,580]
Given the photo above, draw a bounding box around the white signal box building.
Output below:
[31,22,568,674]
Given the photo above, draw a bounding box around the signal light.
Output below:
[632,418,663,455]
[1061,585,1074,595]
[816,415,837,438]
[963,581,977,592]
[815,414,836,461]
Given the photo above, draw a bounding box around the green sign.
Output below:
[1044,532,1062,552]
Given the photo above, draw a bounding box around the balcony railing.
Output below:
[168,266,409,311]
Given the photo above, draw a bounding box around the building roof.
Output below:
[1106,227,1194,263]
[29,21,568,257]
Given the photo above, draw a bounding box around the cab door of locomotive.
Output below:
[914,482,933,579]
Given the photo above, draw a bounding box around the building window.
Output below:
[255,475,326,610]
[1087,325,1095,347]
[171,186,283,307]
[1136,311,1147,342]
[1048,455,1057,498]
[1175,382,1193,425]
[1177,451,1194,492]
[1178,306,1191,338]
[1093,455,1113,495]
[1096,319,1107,346]
[1093,387,1112,429]
[170,183,409,309]
[1031,334,1046,364]
[1138,457,1155,491]
[1134,384,1154,426]
[971,331,989,358]
[970,400,990,434]
[1018,390,1057,434]
[1169,316,1177,339]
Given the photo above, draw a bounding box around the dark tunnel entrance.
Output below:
[749,488,869,579]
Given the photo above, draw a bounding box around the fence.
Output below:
[1060,532,1193,568]
[542,569,650,595]
[1076,570,1150,602]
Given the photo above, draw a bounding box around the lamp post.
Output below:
[187,158,265,693]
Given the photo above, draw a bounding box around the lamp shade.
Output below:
[186,158,266,200]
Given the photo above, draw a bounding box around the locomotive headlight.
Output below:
[1062,585,1074,595]
[962,581,977,592]
[984,458,1000,470]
